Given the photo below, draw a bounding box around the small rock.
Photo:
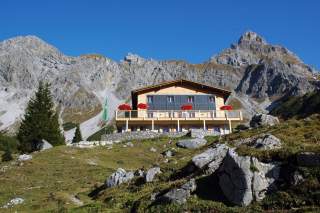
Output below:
[40,139,53,150]
[162,150,173,158]
[18,154,32,161]
[145,167,161,182]
[134,169,144,177]
[250,113,279,128]
[2,197,24,208]
[150,192,159,201]
[150,147,157,152]
[297,152,320,167]
[160,179,196,204]
[105,168,134,188]
[290,170,304,186]
[177,138,207,149]
[181,178,196,192]
[126,142,134,147]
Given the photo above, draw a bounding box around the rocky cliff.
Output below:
[0,32,319,133]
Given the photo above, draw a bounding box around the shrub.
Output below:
[1,147,13,162]
[0,133,19,153]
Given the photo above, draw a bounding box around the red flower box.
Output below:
[118,104,132,110]
[181,104,193,110]
[220,105,233,110]
[137,103,148,109]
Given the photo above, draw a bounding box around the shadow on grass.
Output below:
[88,184,107,199]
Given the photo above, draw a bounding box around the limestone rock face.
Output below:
[250,114,280,128]
[218,149,280,206]
[105,168,134,188]
[177,138,207,149]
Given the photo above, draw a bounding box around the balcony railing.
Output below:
[115,110,242,120]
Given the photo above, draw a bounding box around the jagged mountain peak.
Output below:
[0,35,61,57]
[238,31,267,46]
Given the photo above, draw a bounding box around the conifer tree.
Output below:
[72,124,82,143]
[17,81,65,152]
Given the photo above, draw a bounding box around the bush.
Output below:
[1,147,13,162]
[0,133,19,153]
[62,122,77,131]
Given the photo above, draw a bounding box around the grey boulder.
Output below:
[105,168,134,188]
[253,134,281,150]
[160,179,196,204]
[218,149,280,206]
[145,167,161,182]
[192,144,229,173]
[177,138,207,149]
[250,113,279,128]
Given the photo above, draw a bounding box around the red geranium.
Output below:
[118,104,132,110]
[137,103,148,109]
[220,105,233,110]
[181,104,193,110]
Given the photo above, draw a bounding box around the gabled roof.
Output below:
[131,79,232,110]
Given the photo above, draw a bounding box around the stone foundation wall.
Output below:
[101,131,188,142]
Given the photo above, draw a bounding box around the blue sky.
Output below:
[0,0,319,69]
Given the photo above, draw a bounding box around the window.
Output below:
[167,96,174,103]
[187,96,194,103]
[209,96,215,103]
[147,96,153,103]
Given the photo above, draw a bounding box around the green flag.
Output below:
[102,98,108,121]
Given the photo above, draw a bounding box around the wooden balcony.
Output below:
[115,110,243,121]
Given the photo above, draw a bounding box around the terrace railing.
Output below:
[115,110,242,120]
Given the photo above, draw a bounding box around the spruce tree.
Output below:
[17,81,65,152]
[72,124,82,143]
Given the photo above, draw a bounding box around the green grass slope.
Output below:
[0,116,319,212]
[271,90,320,119]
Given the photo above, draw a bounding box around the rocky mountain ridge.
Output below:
[0,31,319,134]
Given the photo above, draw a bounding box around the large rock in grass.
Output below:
[250,113,279,128]
[160,179,196,204]
[177,138,207,149]
[192,144,229,173]
[218,149,280,206]
[253,134,281,150]
[234,134,282,150]
[145,167,161,182]
[105,168,134,188]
